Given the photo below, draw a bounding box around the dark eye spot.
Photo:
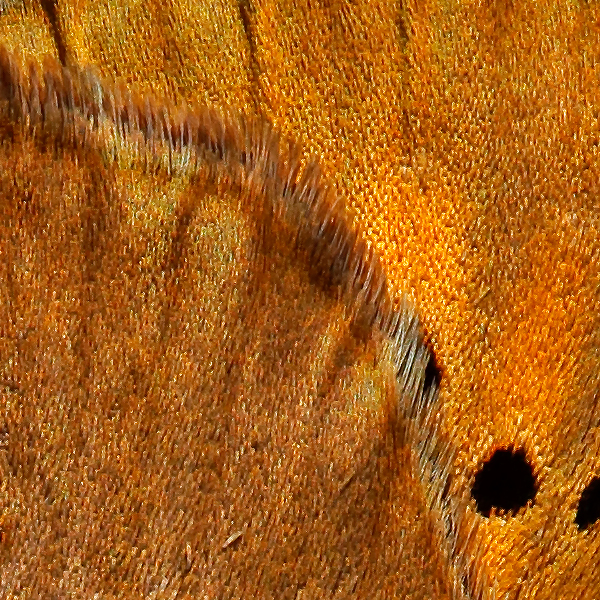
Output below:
[575,477,600,530]
[471,447,537,517]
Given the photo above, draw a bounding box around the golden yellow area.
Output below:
[0,0,57,61]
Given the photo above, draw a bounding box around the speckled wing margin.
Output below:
[0,50,454,598]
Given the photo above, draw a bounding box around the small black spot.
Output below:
[471,447,536,517]
[575,477,600,530]
[423,349,441,395]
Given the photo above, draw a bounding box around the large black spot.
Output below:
[575,477,600,530]
[471,447,536,517]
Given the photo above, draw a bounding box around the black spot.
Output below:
[471,447,536,517]
[576,477,600,530]
[423,349,441,395]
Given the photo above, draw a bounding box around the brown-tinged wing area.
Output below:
[0,48,448,598]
